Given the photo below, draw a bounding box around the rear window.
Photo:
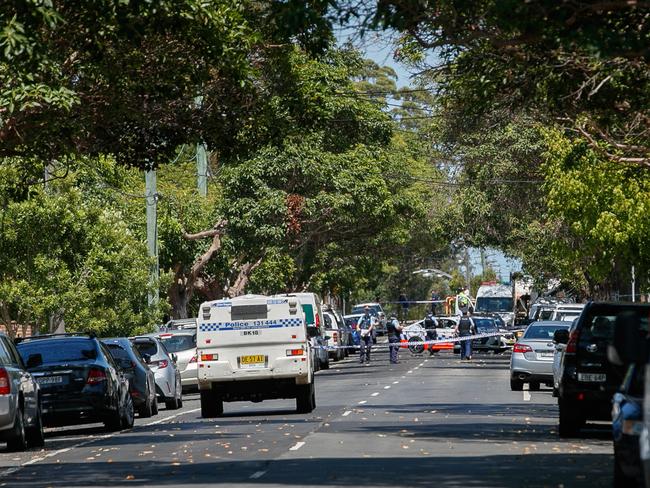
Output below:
[580,306,650,342]
[105,343,129,361]
[18,339,98,365]
[158,334,196,353]
[352,307,379,316]
[524,324,569,340]
[324,314,338,330]
[231,304,267,320]
[132,340,158,357]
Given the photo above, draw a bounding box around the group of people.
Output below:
[353,304,478,365]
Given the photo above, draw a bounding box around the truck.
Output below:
[196,294,315,417]
[475,281,530,327]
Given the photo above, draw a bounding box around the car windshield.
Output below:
[476,297,513,313]
[344,316,361,327]
[158,334,196,353]
[473,319,498,332]
[524,324,569,340]
[132,340,158,357]
[18,339,98,365]
[352,307,379,316]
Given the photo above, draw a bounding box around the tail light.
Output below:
[156,359,169,369]
[86,368,107,385]
[566,329,579,353]
[200,354,216,361]
[286,349,304,356]
[512,343,532,353]
[189,355,197,363]
[315,313,321,329]
[0,368,10,395]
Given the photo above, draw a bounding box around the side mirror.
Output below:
[171,353,178,363]
[307,326,320,338]
[142,353,152,364]
[26,353,43,369]
[609,311,647,366]
[553,329,569,344]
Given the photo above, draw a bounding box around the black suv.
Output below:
[555,302,650,437]
[16,334,134,431]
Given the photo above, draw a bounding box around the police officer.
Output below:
[423,312,438,356]
[386,314,402,364]
[454,309,476,360]
[357,306,376,364]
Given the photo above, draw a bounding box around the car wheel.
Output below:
[296,382,315,414]
[200,389,223,418]
[26,404,45,448]
[614,445,638,487]
[529,381,540,391]
[165,396,180,410]
[151,396,159,415]
[121,394,135,429]
[510,378,524,391]
[104,407,123,432]
[7,408,27,452]
[139,396,154,418]
[408,337,424,354]
[558,398,583,438]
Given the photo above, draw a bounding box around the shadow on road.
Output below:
[7,454,613,487]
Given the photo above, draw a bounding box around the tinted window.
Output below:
[0,339,14,366]
[17,339,98,365]
[106,343,130,361]
[524,324,569,340]
[158,335,196,353]
[132,340,158,357]
[473,319,498,332]
[231,304,267,320]
[476,297,513,313]
[580,306,650,342]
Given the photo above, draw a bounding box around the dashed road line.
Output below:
[342,410,352,417]
[358,400,367,405]
[371,392,380,397]
[384,386,391,390]
[393,381,399,384]
[523,384,531,402]
[289,441,305,451]
[250,470,267,479]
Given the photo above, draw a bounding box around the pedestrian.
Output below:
[398,293,409,322]
[456,288,471,315]
[423,312,438,356]
[357,306,376,365]
[430,290,440,314]
[454,310,476,360]
[386,313,402,364]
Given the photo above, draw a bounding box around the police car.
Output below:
[196,295,315,417]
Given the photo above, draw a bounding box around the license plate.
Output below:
[36,375,64,385]
[578,373,606,382]
[240,355,265,368]
[537,352,554,359]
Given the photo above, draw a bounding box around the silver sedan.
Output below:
[509,321,570,391]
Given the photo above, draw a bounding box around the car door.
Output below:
[3,338,38,423]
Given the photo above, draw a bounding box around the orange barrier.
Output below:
[399,339,453,351]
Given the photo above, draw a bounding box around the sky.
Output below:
[336,29,524,283]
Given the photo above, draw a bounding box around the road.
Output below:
[0,347,613,487]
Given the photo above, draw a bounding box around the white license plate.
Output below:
[537,352,554,359]
[36,375,64,385]
[578,373,606,382]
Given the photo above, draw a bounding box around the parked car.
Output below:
[555,302,650,438]
[130,336,183,410]
[16,334,134,431]
[509,321,570,391]
[0,333,44,451]
[453,316,507,354]
[323,310,346,361]
[156,330,198,392]
[102,338,158,418]
[351,303,387,335]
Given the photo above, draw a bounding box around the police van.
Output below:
[196,294,315,417]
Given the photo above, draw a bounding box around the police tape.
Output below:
[315,329,524,350]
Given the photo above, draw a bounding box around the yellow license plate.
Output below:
[240,355,265,365]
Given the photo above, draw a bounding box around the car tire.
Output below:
[7,408,28,452]
[138,397,154,418]
[558,398,582,438]
[321,357,330,370]
[510,378,524,391]
[200,389,223,418]
[296,382,315,414]
[121,394,135,429]
[165,396,180,410]
[529,382,540,391]
[26,404,45,448]
[614,445,638,487]
[104,407,123,432]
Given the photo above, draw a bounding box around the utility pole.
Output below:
[464,247,472,290]
[632,265,636,302]
[145,169,159,306]
[480,248,487,275]
[196,142,208,197]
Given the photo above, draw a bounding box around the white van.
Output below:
[196,294,315,417]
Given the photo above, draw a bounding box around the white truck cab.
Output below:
[196,294,315,417]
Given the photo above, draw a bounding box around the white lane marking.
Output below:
[358,400,367,405]
[523,384,531,402]
[384,386,391,390]
[289,441,305,451]
[407,370,413,374]
[424,359,429,362]
[419,363,424,367]
[0,407,201,479]
[371,392,380,397]
[342,410,352,417]
[393,381,399,384]
[250,470,267,479]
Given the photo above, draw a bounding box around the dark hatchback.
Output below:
[102,338,158,418]
[556,302,650,438]
[16,334,134,431]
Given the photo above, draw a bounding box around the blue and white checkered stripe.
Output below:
[199,318,302,332]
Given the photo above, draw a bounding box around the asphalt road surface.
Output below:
[0,347,613,488]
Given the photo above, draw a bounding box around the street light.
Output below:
[412,268,453,280]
